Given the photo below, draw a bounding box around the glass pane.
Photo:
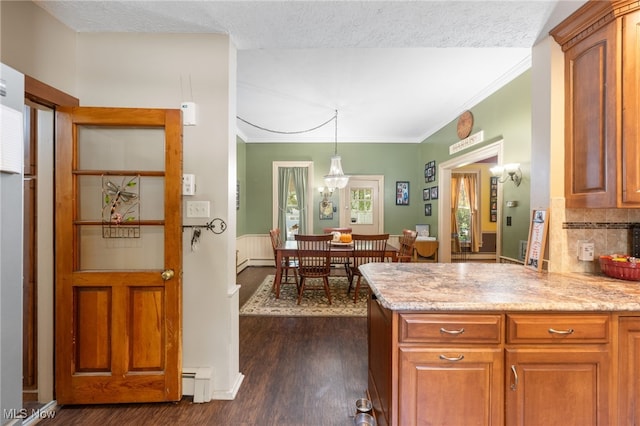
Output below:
[78,175,164,221]
[349,188,373,225]
[78,226,164,270]
[285,176,299,240]
[77,126,165,171]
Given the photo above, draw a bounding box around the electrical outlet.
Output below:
[577,240,595,261]
[186,201,210,218]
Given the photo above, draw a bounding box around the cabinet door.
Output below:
[564,20,618,208]
[621,11,640,205]
[619,317,640,424]
[505,347,610,426]
[398,347,503,426]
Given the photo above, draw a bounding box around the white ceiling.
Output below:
[33,0,587,143]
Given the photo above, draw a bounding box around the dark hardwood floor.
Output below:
[38,267,368,426]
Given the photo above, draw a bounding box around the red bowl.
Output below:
[599,255,640,281]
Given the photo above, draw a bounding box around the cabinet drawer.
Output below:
[398,314,502,344]
[507,314,610,344]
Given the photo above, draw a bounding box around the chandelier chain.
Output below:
[236,112,336,135]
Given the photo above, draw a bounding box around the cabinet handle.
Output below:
[439,354,464,362]
[510,365,518,391]
[439,327,465,335]
[548,327,574,335]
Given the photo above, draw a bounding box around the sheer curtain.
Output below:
[450,175,461,253]
[461,173,480,253]
[277,167,308,237]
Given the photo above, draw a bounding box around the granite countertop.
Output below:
[359,262,640,312]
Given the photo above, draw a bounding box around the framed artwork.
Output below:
[423,188,430,201]
[319,201,333,220]
[430,186,439,200]
[424,203,432,216]
[396,181,410,205]
[425,161,436,183]
[489,176,498,222]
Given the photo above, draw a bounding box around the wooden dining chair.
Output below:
[349,233,389,303]
[294,234,333,305]
[323,227,353,277]
[269,228,298,297]
[396,229,417,263]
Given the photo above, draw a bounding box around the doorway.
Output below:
[21,77,79,413]
[438,140,503,263]
[339,175,384,234]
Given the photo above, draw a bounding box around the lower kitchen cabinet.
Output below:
[505,347,610,426]
[398,347,503,426]
[619,317,640,424]
[368,306,620,426]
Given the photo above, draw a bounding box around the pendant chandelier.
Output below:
[324,110,349,190]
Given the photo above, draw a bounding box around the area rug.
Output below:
[240,275,368,317]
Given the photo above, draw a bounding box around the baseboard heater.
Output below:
[182,367,213,403]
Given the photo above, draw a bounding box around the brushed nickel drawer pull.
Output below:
[548,327,575,335]
[439,354,464,362]
[510,365,518,391]
[439,327,465,335]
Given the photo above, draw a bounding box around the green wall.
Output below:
[418,69,532,259]
[237,69,533,260]
[242,142,426,235]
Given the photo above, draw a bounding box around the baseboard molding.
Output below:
[21,400,57,425]
[211,372,245,400]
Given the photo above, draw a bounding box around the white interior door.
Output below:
[340,175,384,234]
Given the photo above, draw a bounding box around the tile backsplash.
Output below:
[549,197,640,273]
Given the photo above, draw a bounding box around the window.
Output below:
[349,188,373,225]
[272,161,314,240]
[455,179,471,243]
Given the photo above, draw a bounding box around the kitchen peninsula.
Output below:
[360,262,640,426]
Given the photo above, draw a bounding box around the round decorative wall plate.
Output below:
[457,110,474,139]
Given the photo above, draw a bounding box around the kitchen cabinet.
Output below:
[504,314,611,426]
[551,2,640,208]
[618,317,640,424]
[368,308,614,425]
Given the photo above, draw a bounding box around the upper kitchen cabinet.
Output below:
[551,1,640,208]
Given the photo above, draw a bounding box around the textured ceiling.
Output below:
[33,0,587,143]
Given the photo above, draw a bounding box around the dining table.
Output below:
[273,239,398,298]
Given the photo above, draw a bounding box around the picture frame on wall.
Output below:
[430,186,438,200]
[423,188,430,201]
[424,203,432,216]
[425,161,436,183]
[489,176,498,222]
[396,181,410,205]
[319,201,333,220]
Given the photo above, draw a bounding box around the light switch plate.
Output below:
[186,201,210,218]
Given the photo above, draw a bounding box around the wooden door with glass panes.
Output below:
[55,107,182,404]
[341,176,383,234]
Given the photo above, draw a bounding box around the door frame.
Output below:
[23,77,79,406]
[338,175,385,233]
[438,140,503,263]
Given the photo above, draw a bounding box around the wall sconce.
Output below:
[319,186,334,205]
[490,163,522,187]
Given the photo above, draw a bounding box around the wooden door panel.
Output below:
[564,22,617,208]
[621,12,640,205]
[129,287,165,371]
[55,107,182,404]
[506,348,610,426]
[75,287,112,372]
[398,347,503,426]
